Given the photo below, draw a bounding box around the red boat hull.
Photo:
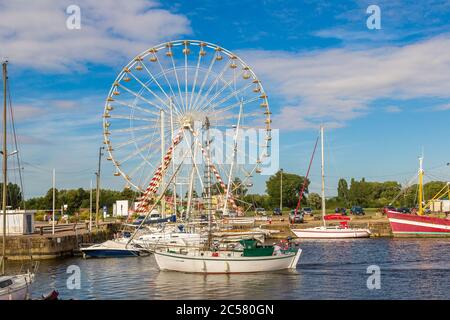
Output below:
[387,211,450,237]
[324,214,350,221]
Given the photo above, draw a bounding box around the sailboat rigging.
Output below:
[0,61,35,300]
[291,126,371,239]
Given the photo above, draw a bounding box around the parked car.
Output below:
[289,210,304,224]
[350,206,365,216]
[382,206,396,214]
[302,207,313,215]
[397,207,411,214]
[334,207,347,215]
[133,215,146,224]
[255,207,266,216]
[273,208,282,215]
[148,210,161,221]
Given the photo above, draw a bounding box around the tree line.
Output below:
[4,170,448,215]
[241,171,449,211]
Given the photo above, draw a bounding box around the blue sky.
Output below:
[1,0,450,198]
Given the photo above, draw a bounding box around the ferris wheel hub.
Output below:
[182,116,194,129]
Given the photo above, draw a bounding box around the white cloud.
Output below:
[13,104,48,121]
[0,0,191,72]
[433,103,450,111]
[384,106,401,113]
[240,35,450,130]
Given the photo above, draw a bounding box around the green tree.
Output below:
[307,193,322,209]
[0,183,23,209]
[266,170,309,209]
[337,178,349,205]
[185,190,199,199]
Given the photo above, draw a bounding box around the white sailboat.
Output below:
[291,126,371,239]
[0,61,35,299]
[154,239,302,274]
[118,225,204,250]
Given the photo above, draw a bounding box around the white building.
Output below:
[114,200,129,217]
[0,210,36,235]
[430,200,450,213]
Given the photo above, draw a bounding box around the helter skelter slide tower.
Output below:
[102,40,272,218]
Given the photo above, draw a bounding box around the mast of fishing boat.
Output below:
[418,156,424,216]
[320,125,326,227]
[1,61,7,275]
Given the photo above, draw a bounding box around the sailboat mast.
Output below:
[320,125,326,227]
[1,61,7,275]
[418,157,424,216]
[160,109,165,218]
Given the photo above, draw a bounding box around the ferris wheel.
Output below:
[102,40,272,212]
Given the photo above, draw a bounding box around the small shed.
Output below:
[0,210,36,235]
[114,200,129,217]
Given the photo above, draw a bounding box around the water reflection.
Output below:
[152,268,302,299]
[5,238,449,300]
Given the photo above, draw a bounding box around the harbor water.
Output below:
[8,238,450,300]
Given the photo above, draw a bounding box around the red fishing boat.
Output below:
[387,210,450,236]
[387,157,450,237]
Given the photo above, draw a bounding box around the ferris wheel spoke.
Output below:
[210,111,262,122]
[140,59,180,110]
[128,157,154,181]
[154,57,184,114]
[206,96,259,117]
[140,60,172,102]
[169,53,187,113]
[109,114,159,122]
[191,52,218,112]
[110,123,161,133]
[127,69,180,117]
[192,59,232,113]
[112,99,160,117]
[201,79,252,110]
[119,139,162,165]
[188,50,203,111]
[114,132,160,150]
[197,71,246,113]
[118,85,165,113]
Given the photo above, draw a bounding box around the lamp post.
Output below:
[280,168,283,211]
[95,146,104,226]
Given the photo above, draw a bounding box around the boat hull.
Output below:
[291,227,371,239]
[387,211,450,237]
[81,248,142,258]
[80,240,145,258]
[0,285,29,300]
[154,249,302,274]
[0,274,33,300]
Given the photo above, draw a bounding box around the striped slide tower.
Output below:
[133,130,183,214]
[132,128,241,215]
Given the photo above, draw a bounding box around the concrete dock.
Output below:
[2,222,120,260]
